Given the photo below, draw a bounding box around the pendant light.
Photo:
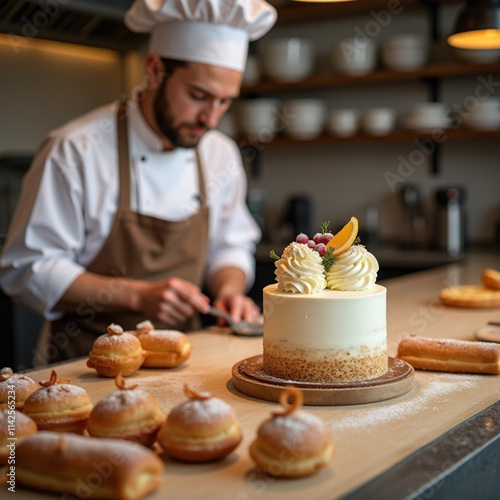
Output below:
[448,0,500,49]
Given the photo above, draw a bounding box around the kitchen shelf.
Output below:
[237,128,500,147]
[241,61,500,96]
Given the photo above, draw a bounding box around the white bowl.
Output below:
[361,108,396,135]
[260,38,315,82]
[233,99,281,139]
[283,99,326,139]
[331,38,377,76]
[381,36,428,70]
[327,109,359,137]
[454,47,500,64]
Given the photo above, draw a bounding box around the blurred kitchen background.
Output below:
[1,0,499,368]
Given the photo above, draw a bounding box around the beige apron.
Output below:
[44,100,209,363]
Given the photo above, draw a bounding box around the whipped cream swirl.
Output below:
[326,245,378,291]
[275,242,326,294]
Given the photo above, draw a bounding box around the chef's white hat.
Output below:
[125,0,277,72]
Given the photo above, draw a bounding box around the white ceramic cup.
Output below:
[283,99,326,139]
[331,38,377,76]
[361,108,396,135]
[260,37,315,82]
[327,109,359,136]
[234,99,281,139]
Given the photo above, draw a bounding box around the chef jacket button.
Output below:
[140,156,147,162]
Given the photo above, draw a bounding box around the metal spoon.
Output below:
[207,306,263,337]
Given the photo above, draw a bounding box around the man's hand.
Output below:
[213,293,260,325]
[135,277,210,325]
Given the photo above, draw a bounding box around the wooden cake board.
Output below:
[231,355,415,406]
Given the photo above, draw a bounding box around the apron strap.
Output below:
[195,148,207,208]
[117,99,131,208]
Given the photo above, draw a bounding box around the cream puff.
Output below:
[158,384,242,462]
[249,387,334,477]
[135,320,192,368]
[87,374,166,448]
[0,409,37,465]
[23,370,93,434]
[87,323,145,377]
[0,367,38,411]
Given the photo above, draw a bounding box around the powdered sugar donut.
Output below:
[135,320,192,368]
[23,370,93,434]
[250,387,334,477]
[158,385,242,462]
[87,374,165,447]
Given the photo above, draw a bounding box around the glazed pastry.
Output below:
[87,374,166,448]
[135,320,192,368]
[0,409,37,465]
[0,367,38,411]
[87,323,145,377]
[16,431,163,500]
[158,384,242,462]
[440,285,500,308]
[482,268,500,290]
[250,387,335,477]
[397,335,500,374]
[23,370,93,434]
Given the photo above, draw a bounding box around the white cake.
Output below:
[262,234,388,384]
[263,284,387,383]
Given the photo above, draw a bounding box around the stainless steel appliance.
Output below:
[435,186,466,256]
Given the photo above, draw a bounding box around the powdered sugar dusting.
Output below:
[26,384,89,404]
[0,374,37,397]
[172,398,234,425]
[263,410,324,438]
[332,373,478,433]
[94,389,155,413]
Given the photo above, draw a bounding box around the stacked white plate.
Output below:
[381,35,428,71]
[402,102,451,131]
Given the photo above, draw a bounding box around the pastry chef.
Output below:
[0,0,277,364]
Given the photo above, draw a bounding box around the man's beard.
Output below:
[153,77,208,148]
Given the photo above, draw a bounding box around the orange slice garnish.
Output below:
[326,216,359,256]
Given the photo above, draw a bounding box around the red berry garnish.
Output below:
[313,233,323,244]
[314,243,327,256]
[322,233,333,244]
[307,240,316,249]
[295,233,309,244]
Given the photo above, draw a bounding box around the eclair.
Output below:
[87,323,145,377]
[158,384,242,462]
[250,387,335,477]
[135,320,192,368]
[23,370,93,434]
[0,367,38,411]
[16,431,163,500]
[0,409,37,465]
[87,374,166,448]
[397,335,500,374]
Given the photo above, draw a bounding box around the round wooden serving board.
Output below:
[231,355,415,406]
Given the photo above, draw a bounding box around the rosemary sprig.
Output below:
[322,248,336,273]
[320,221,330,234]
[269,249,280,260]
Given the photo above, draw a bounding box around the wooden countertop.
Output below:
[5,251,500,499]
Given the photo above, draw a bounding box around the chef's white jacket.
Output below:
[0,101,261,320]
